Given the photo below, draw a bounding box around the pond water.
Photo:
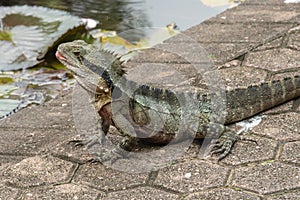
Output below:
[1,0,241,31]
[0,0,243,118]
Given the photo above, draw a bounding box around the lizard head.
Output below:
[56,40,111,94]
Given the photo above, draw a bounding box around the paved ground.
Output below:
[0,0,300,199]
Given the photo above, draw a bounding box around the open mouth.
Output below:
[55,51,67,61]
[55,51,77,74]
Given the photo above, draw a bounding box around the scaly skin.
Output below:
[56,40,300,161]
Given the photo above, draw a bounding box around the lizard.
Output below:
[56,40,300,161]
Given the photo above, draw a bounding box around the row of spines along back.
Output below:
[124,75,299,122]
[131,75,299,102]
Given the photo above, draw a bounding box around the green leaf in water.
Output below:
[0,98,21,117]
[92,24,180,59]
[0,30,12,42]
[0,76,14,84]
[0,5,86,71]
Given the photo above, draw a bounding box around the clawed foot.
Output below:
[89,137,135,164]
[209,130,240,161]
[89,146,129,164]
[69,134,131,164]
[69,134,105,149]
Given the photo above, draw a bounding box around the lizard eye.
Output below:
[73,51,80,56]
[72,48,86,57]
[73,50,81,56]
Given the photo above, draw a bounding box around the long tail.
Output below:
[225,75,300,123]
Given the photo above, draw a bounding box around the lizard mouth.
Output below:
[55,51,78,74]
[55,51,67,61]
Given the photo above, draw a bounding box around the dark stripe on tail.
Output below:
[225,75,300,123]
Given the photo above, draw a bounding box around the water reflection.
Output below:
[0,0,150,32]
[0,0,237,31]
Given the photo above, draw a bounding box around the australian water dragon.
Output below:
[56,40,300,162]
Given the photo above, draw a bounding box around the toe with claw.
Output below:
[209,130,240,161]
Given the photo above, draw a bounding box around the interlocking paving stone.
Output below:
[287,27,300,50]
[127,42,219,65]
[0,127,76,156]
[0,102,73,129]
[194,42,252,64]
[105,186,180,200]
[0,156,75,188]
[254,36,284,51]
[183,188,261,200]
[252,112,300,141]
[210,4,300,23]
[266,190,300,200]
[73,163,148,191]
[231,162,300,194]
[280,141,300,164]
[0,184,20,200]
[155,161,229,193]
[243,0,292,5]
[244,48,300,71]
[217,66,267,89]
[184,23,294,44]
[167,25,297,64]
[0,155,26,167]
[19,184,102,200]
[220,135,278,165]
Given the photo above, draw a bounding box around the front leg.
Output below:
[85,101,138,163]
[70,103,111,150]
[70,102,131,163]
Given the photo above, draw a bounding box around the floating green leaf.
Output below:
[0,75,14,84]
[92,23,180,59]
[0,30,12,41]
[0,5,85,71]
[0,99,21,118]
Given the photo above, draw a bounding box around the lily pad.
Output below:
[0,5,85,71]
[91,23,180,60]
[0,99,21,118]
